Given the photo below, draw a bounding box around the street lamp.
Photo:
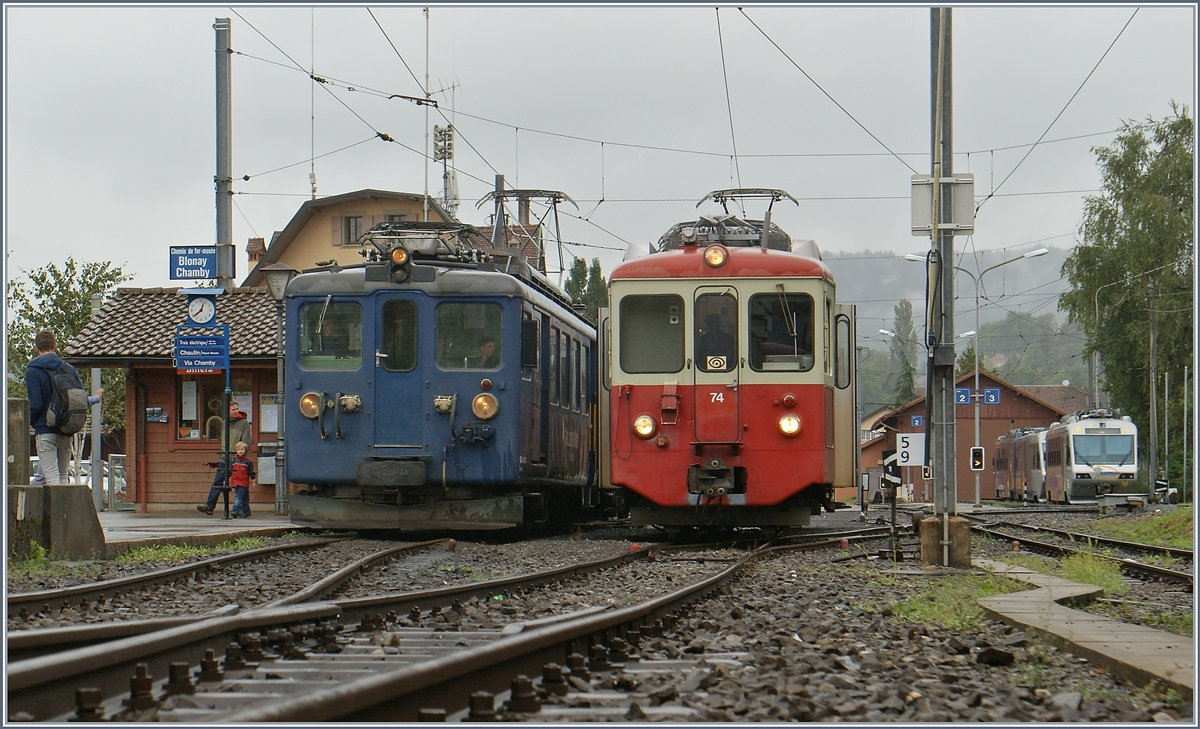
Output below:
[261,262,297,515]
[905,248,1047,507]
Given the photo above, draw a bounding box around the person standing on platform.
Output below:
[228,441,256,518]
[26,330,103,485]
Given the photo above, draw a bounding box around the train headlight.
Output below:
[299,392,322,419]
[390,246,410,265]
[471,393,499,420]
[778,413,802,437]
[703,245,728,268]
[633,415,657,439]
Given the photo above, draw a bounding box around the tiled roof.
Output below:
[1018,385,1088,416]
[242,189,454,287]
[64,287,282,360]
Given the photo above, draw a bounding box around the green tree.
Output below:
[582,258,608,322]
[1060,103,1193,486]
[985,312,1087,387]
[955,344,992,379]
[563,257,588,304]
[888,299,918,406]
[857,347,897,418]
[7,257,131,431]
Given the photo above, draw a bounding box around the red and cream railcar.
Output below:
[599,199,858,528]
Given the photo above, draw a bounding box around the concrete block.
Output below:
[6,485,47,559]
[919,516,971,568]
[43,485,106,560]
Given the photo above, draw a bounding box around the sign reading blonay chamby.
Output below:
[169,246,218,280]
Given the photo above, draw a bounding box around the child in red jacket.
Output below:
[228,442,256,518]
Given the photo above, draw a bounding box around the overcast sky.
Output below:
[4,4,1196,313]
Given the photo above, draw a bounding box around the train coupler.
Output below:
[687,459,746,497]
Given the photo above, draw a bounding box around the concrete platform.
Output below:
[97,509,301,558]
[975,558,1194,699]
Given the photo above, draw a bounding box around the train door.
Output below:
[832,304,858,490]
[692,287,741,444]
[372,295,424,448]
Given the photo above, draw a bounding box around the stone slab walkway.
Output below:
[975,558,1193,699]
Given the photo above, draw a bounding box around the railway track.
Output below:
[7,536,351,616]
[973,517,1192,565]
[7,538,447,662]
[7,530,882,722]
[967,524,1193,586]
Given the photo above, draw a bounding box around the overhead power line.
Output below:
[737,7,918,175]
[975,8,1139,214]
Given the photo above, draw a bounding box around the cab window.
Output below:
[436,302,502,369]
[748,292,814,371]
[694,292,737,373]
[619,294,684,374]
[298,300,362,370]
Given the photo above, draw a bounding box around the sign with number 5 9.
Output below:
[896,433,926,467]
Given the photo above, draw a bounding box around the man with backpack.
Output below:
[26,330,102,485]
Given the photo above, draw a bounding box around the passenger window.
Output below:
[436,302,502,369]
[561,332,571,410]
[835,314,851,389]
[694,292,737,373]
[379,299,417,372]
[824,299,832,375]
[549,327,560,405]
[299,300,362,370]
[619,295,684,374]
[574,340,582,411]
[748,292,814,372]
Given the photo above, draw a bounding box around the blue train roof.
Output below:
[287,262,594,332]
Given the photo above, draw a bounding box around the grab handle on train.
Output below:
[334,392,344,440]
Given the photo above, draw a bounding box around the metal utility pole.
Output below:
[90,294,104,513]
[1149,292,1159,490]
[915,6,972,568]
[423,7,431,222]
[214,18,233,288]
[930,8,956,518]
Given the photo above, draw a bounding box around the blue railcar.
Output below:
[285,222,596,530]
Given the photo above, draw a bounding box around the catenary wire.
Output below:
[738,7,919,176]
[715,8,743,190]
[975,8,1139,214]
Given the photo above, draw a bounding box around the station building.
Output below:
[857,371,1086,504]
[63,190,455,511]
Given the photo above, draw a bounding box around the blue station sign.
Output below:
[955,388,971,404]
[169,246,218,280]
[174,333,228,374]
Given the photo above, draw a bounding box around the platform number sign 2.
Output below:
[896,433,925,468]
